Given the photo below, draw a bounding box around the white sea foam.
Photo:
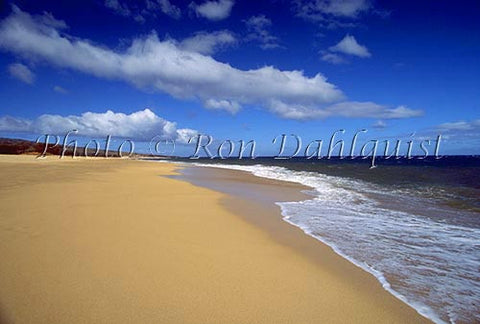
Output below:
[192,162,480,324]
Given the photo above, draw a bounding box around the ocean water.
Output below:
[187,157,480,324]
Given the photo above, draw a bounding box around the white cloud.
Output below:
[8,63,35,84]
[268,100,329,120]
[204,98,240,113]
[179,30,236,55]
[135,14,147,23]
[104,0,131,17]
[191,0,234,21]
[176,128,199,143]
[437,120,480,132]
[268,100,422,120]
[53,85,68,94]
[244,15,280,50]
[0,7,420,121]
[0,109,197,143]
[293,0,371,27]
[329,34,371,57]
[105,0,181,22]
[157,0,181,19]
[0,115,31,132]
[372,120,387,129]
[320,0,371,17]
[325,102,422,118]
[0,7,344,116]
[423,119,480,145]
[320,52,346,64]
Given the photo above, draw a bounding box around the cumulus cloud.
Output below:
[329,34,371,57]
[176,128,199,143]
[179,30,236,55]
[244,15,280,50]
[0,109,197,143]
[191,0,234,21]
[321,35,370,64]
[0,7,343,115]
[8,63,35,84]
[0,7,421,121]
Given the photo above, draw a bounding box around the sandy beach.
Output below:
[0,155,431,323]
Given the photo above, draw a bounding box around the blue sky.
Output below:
[0,0,479,156]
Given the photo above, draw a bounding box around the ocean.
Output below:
[177,156,480,324]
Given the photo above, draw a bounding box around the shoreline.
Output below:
[172,163,434,323]
[0,155,431,323]
[176,163,441,323]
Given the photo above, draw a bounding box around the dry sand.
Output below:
[0,155,431,323]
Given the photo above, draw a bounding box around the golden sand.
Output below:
[0,155,430,323]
